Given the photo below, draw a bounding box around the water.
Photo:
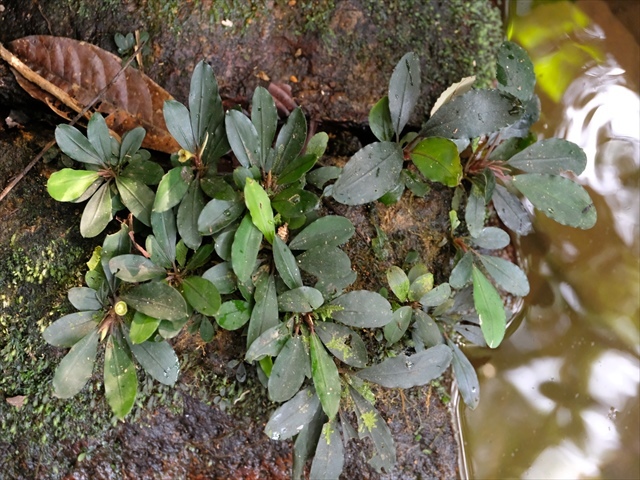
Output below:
[458,1,640,478]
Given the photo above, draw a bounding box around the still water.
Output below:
[459,1,640,478]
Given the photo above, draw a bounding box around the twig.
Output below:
[0,39,145,203]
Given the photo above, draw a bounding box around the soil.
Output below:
[0,1,504,478]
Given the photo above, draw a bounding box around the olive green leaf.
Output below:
[471,227,510,250]
[231,214,263,284]
[310,332,341,419]
[465,185,486,238]
[292,404,326,480]
[278,286,324,313]
[122,157,164,185]
[277,153,317,186]
[199,316,215,342]
[150,209,177,263]
[52,329,99,398]
[305,131,329,160]
[126,334,179,385]
[268,336,308,402]
[251,86,278,168]
[369,95,394,142]
[388,52,421,137]
[408,273,434,302]
[43,311,100,347]
[121,282,188,321]
[272,186,319,219]
[189,60,224,152]
[129,311,161,344]
[202,262,237,295]
[383,305,412,345]
[47,169,101,202]
[181,276,221,316]
[104,334,137,419]
[419,282,451,308]
[80,181,113,238]
[215,300,251,330]
[430,76,476,116]
[109,255,166,282]
[410,137,462,187]
[68,287,102,311]
[119,127,146,164]
[246,272,279,348]
[198,194,245,235]
[87,112,113,162]
[471,265,506,348]
[244,178,275,244]
[491,184,533,236]
[288,216,355,251]
[245,321,291,363]
[307,166,342,189]
[274,107,307,173]
[115,176,154,226]
[153,166,193,213]
[386,266,410,302]
[316,321,368,368]
[412,309,443,347]
[273,236,303,289]
[478,255,530,297]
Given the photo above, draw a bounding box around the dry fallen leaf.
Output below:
[6,395,26,409]
[8,35,179,153]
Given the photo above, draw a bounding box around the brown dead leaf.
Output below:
[8,35,179,153]
[6,395,26,409]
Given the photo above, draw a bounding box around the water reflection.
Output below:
[460,1,640,478]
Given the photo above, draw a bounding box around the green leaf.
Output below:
[177,179,205,250]
[332,142,404,205]
[412,309,443,347]
[273,236,303,289]
[200,174,235,200]
[277,153,317,185]
[231,214,263,284]
[101,224,132,288]
[198,194,245,235]
[80,181,113,238]
[307,166,342,189]
[47,169,101,202]
[246,272,279,348]
[356,344,452,388]
[465,185,486,238]
[310,333,341,419]
[292,404,328,480]
[264,387,321,440]
[225,109,260,168]
[492,184,533,236]
[115,176,154,226]
[104,334,137,419]
[146,236,172,269]
[423,89,524,139]
[511,173,596,229]
[163,99,196,153]
[55,124,104,165]
[449,252,473,289]
[388,52,421,137]
[202,262,237,295]
[199,316,215,342]
[448,340,479,409]
[271,187,319,219]
[305,132,329,160]
[386,266,410,302]
[68,287,102,311]
[251,86,278,169]
[268,336,308,402]
[181,276,221,316]
[471,265,506,348]
[410,137,462,187]
[496,41,536,102]
[189,60,222,150]
[407,263,429,283]
[274,107,307,173]
[215,300,251,330]
[471,227,510,250]
[408,273,434,302]
[109,255,166,282]
[401,169,431,197]
[297,245,354,285]
[119,127,146,164]
[244,178,275,244]
[129,311,161,344]
[478,254,530,296]
[316,322,368,368]
[419,282,451,308]
[87,112,113,163]
[383,305,412,345]
[245,321,290,363]
[288,216,355,251]
[185,243,214,271]
[121,282,188,321]
[150,209,176,263]
[126,335,179,385]
[278,286,324,313]
[369,96,394,142]
[153,166,193,213]
[309,417,345,480]
[330,291,392,328]
[43,311,100,347]
[507,139,587,175]
[213,225,237,261]
[52,329,99,398]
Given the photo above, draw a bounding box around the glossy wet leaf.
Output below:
[278,286,324,313]
[47,169,101,201]
[423,89,524,139]
[215,300,251,330]
[307,166,341,189]
[316,322,368,368]
[478,254,530,296]
[383,305,412,345]
[492,184,533,236]
[332,142,404,205]
[412,309,443,347]
[150,209,176,262]
[386,266,410,302]
[292,404,326,480]
[512,173,596,228]
[273,236,303,289]
[496,41,535,101]
[55,124,104,165]
[109,254,166,282]
[198,194,245,235]
[127,336,179,385]
[297,245,353,283]
[264,387,321,440]
[189,60,224,152]
[289,215,355,251]
[268,336,307,402]
[448,340,479,409]
[331,291,393,328]
[43,311,100,347]
[153,166,193,213]
[356,344,452,388]
[129,311,161,344]
[274,107,307,173]
[389,52,421,136]
[181,276,221,316]
[213,225,236,261]
[121,281,188,321]
[202,262,237,295]
[471,227,511,250]
[104,334,137,419]
[272,186,319,219]
[410,137,462,187]
[310,333,341,419]
[226,109,260,168]
[309,417,344,480]
[245,321,290,362]
[80,182,113,238]
[471,265,506,348]
[146,236,172,269]
[244,178,275,244]
[115,176,154,226]
[369,95,394,142]
[419,282,451,308]
[465,185,486,238]
[68,286,102,311]
[52,329,99,398]
[507,138,587,175]
[408,273,434,302]
[231,215,263,284]
[163,99,196,153]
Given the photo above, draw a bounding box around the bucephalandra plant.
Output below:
[41,41,596,477]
